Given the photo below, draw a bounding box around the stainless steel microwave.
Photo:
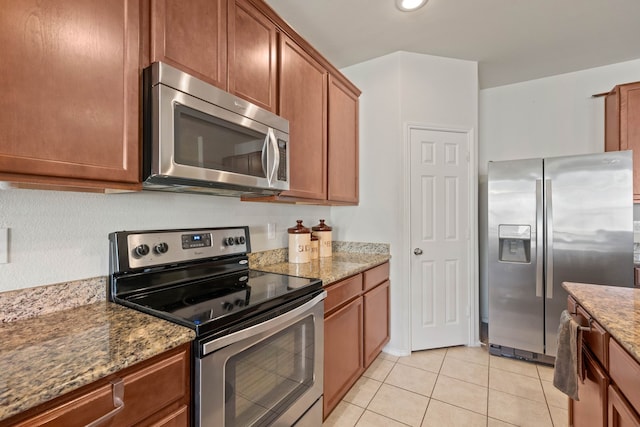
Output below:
[142,62,289,196]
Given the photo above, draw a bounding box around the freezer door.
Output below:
[544,151,633,357]
[488,158,544,354]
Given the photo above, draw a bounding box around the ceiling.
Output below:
[264,0,640,89]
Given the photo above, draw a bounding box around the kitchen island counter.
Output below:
[563,282,640,364]
[0,301,195,422]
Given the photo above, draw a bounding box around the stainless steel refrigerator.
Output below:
[487,151,633,363]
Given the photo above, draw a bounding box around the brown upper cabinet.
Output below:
[244,42,361,205]
[1,0,359,197]
[0,0,144,191]
[228,0,278,112]
[604,81,640,202]
[278,35,329,200]
[151,0,277,113]
[328,75,360,204]
[150,0,228,90]
[240,1,361,205]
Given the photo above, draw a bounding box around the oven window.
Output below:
[174,104,267,178]
[225,316,315,427]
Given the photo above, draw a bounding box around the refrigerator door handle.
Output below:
[536,179,544,298]
[545,178,554,300]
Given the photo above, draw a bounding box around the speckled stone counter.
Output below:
[0,301,195,422]
[251,252,391,285]
[563,282,640,364]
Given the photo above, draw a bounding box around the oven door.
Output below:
[195,292,325,427]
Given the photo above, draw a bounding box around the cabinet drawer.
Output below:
[609,338,640,413]
[577,305,608,369]
[363,263,389,292]
[117,349,189,424]
[14,346,190,427]
[325,274,363,313]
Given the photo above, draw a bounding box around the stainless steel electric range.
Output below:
[109,226,325,427]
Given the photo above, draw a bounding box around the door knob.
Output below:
[414,248,423,255]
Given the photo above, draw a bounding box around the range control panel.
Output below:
[114,227,250,270]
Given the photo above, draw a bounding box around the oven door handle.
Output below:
[202,291,326,356]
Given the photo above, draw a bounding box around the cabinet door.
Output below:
[0,0,141,185]
[363,280,390,367]
[327,75,359,204]
[228,0,278,112]
[151,0,227,89]
[324,297,364,418]
[278,35,328,200]
[571,347,608,427]
[609,385,640,427]
[605,82,640,202]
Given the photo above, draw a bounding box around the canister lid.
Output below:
[288,220,310,234]
[312,219,332,231]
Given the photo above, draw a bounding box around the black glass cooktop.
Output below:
[119,269,322,336]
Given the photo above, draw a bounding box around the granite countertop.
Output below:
[0,302,195,422]
[563,282,640,364]
[0,242,389,422]
[252,252,391,285]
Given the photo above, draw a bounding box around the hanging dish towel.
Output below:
[553,309,582,400]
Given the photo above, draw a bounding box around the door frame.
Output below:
[402,122,479,348]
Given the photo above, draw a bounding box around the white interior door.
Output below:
[410,127,470,350]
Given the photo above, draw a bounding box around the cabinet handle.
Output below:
[569,310,593,332]
[85,379,125,427]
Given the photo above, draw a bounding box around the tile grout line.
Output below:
[332,348,565,427]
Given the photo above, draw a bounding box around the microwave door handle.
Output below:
[261,132,270,185]
[268,128,279,187]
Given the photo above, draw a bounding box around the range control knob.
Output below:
[234,299,246,307]
[224,237,235,246]
[154,242,169,254]
[235,236,246,245]
[222,302,234,311]
[134,244,150,258]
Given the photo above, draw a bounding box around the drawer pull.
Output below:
[569,310,593,332]
[86,379,125,427]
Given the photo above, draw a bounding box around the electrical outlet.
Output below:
[267,223,276,240]
[0,228,8,264]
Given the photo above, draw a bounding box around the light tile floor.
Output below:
[323,345,568,427]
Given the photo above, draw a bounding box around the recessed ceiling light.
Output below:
[396,0,428,12]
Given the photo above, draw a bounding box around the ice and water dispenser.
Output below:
[498,225,531,263]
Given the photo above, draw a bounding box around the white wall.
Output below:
[478,58,640,322]
[336,51,478,355]
[0,188,329,291]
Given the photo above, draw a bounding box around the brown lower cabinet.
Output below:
[4,343,191,427]
[609,385,640,427]
[324,296,364,416]
[363,280,390,367]
[571,348,608,427]
[323,262,390,419]
[568,296,640,427]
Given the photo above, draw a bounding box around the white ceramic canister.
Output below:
[312,219,332,258]
[288,220,311,263]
